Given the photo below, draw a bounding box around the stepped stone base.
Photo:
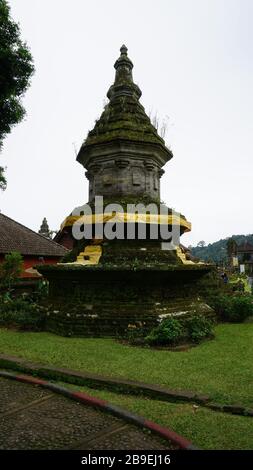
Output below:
[38,264,218,337]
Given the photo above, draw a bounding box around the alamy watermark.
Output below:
[71,196,181,250]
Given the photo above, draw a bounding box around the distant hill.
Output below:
[190,234,253,264]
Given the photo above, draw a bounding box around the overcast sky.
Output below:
[1,0,252,246]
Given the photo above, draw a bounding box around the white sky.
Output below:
[1,0,253,246]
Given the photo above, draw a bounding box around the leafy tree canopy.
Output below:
[191,234,253,264]
[0,251,23,288]
[197,240,206,248]
[0,165,6,190]
[0,0,34,187]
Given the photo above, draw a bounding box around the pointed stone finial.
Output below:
[114,44,133,71]
[120,44,128,55]
[106,45,141,101]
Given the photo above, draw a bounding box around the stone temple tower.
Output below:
[41,46,214,337]
[77,45,172,204]
[55,45,191,249]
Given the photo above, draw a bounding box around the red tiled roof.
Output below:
[0,213,68,257]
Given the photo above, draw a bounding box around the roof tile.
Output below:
[0,213,68,257]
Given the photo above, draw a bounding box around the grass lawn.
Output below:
[0,323,252,407]
[57,382,253,450]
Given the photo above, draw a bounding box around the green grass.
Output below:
[56,382,253,450]
[0,324,252,407]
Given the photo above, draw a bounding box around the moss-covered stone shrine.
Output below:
[38,46,216,337]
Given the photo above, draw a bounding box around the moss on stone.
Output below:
[37,263,212,273]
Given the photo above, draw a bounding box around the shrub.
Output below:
[0,296,45,330]
[145,317,185,346]
[184,315,214,343]
[145,314,214,347]
[31,280,49,302]
[125,324,147,346]
[227,295,253,322]
[210,293,253,322]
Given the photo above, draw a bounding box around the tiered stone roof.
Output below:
[77,45,172,156]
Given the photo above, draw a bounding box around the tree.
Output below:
[0,0,34,187]
[0,165,6,190]
[0,251,23,289]
[197,240,206,248]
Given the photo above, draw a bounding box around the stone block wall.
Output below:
[38,265,217,337]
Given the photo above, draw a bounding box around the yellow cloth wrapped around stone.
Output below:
[61,213,191,232]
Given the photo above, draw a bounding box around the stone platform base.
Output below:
[38,265,218,337]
